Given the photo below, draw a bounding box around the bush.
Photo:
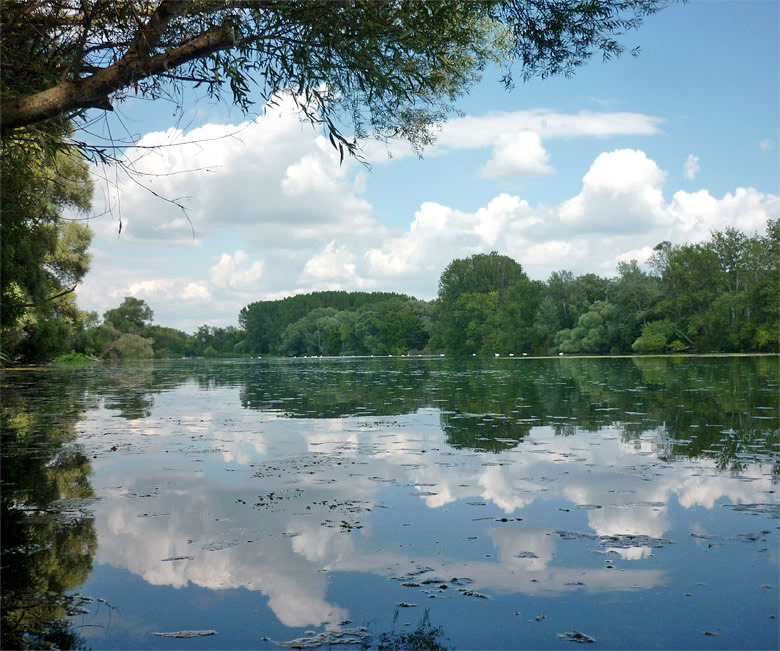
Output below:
[102,333,154,360]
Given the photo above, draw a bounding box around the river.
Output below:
[2,356,778,649]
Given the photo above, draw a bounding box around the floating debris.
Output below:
[276,627,370,648]
[153,630,217,638]
[161,555,195,562]
[558,630,596,643]
[555,530,675,549]
[722,504,780,519]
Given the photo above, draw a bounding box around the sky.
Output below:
[72,0,780,333]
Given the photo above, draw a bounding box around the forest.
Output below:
[4,219,774,364]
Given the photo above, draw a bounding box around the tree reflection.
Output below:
[1,370,97,650]
[54,356,776,473]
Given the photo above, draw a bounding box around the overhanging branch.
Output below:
[1,6,236,133]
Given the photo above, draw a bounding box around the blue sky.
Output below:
[74,0,779,333]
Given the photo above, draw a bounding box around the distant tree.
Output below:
[632,317,685,353]
[555,300,617,353]
[435,252,528,352]
[103,297,154,333]
[145,324,189,358]
[241,291,410,354]
[438,252,527,309]
[610,260,661,350]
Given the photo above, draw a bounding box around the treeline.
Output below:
[239,290,430,356]
[91,297,247,360]
[5,295,247,363]
[3,221,776,364]
[240,221,779,356]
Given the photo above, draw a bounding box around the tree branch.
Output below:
[22,284,78,308]
[1,21,236,132]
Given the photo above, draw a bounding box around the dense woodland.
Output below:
[239,222,779,357]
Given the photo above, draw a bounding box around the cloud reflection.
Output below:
[88,407,775,630]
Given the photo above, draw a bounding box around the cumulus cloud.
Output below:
[209,250,264,291]
[683,154,700,180]
[481,131,553,178]
[298,241,373,288]
[559,149,669,234]
[436,109,663,150]
[89,92,374,249]
[359,108,665,186]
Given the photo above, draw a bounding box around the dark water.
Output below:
[2,356,778,650]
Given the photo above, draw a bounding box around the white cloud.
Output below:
[209,250,264,291]
[759,139,774,151]
[559,149,669,233]
[182,282,212,301]
[437,109,663,150]
[298,241,373,288]
[683,154,701,180]
[481,131,553,178]
[361,109,663,170]
[89,92,374,248]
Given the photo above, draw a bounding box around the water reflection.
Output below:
[1,356,777,649]
[1,371,97,650]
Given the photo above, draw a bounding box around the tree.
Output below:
[0,142,94,361]
[610,260,661,350]
[555,300,617,353]
[1,1,677,151]
[435,252,528,353]
[103,296,154,333]
[438,252,527,308]
[632,317,685,352]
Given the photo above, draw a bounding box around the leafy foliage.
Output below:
[1,0,676,157]
[240,290,413,354]
[103,296,154,333]
[0,139,94,362]
[430,222,777,356]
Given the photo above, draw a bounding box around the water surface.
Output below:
[2,356,778,649]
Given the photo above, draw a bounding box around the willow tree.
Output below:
[1,0,676,150]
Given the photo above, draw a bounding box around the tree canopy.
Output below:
[1,0,676,154]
